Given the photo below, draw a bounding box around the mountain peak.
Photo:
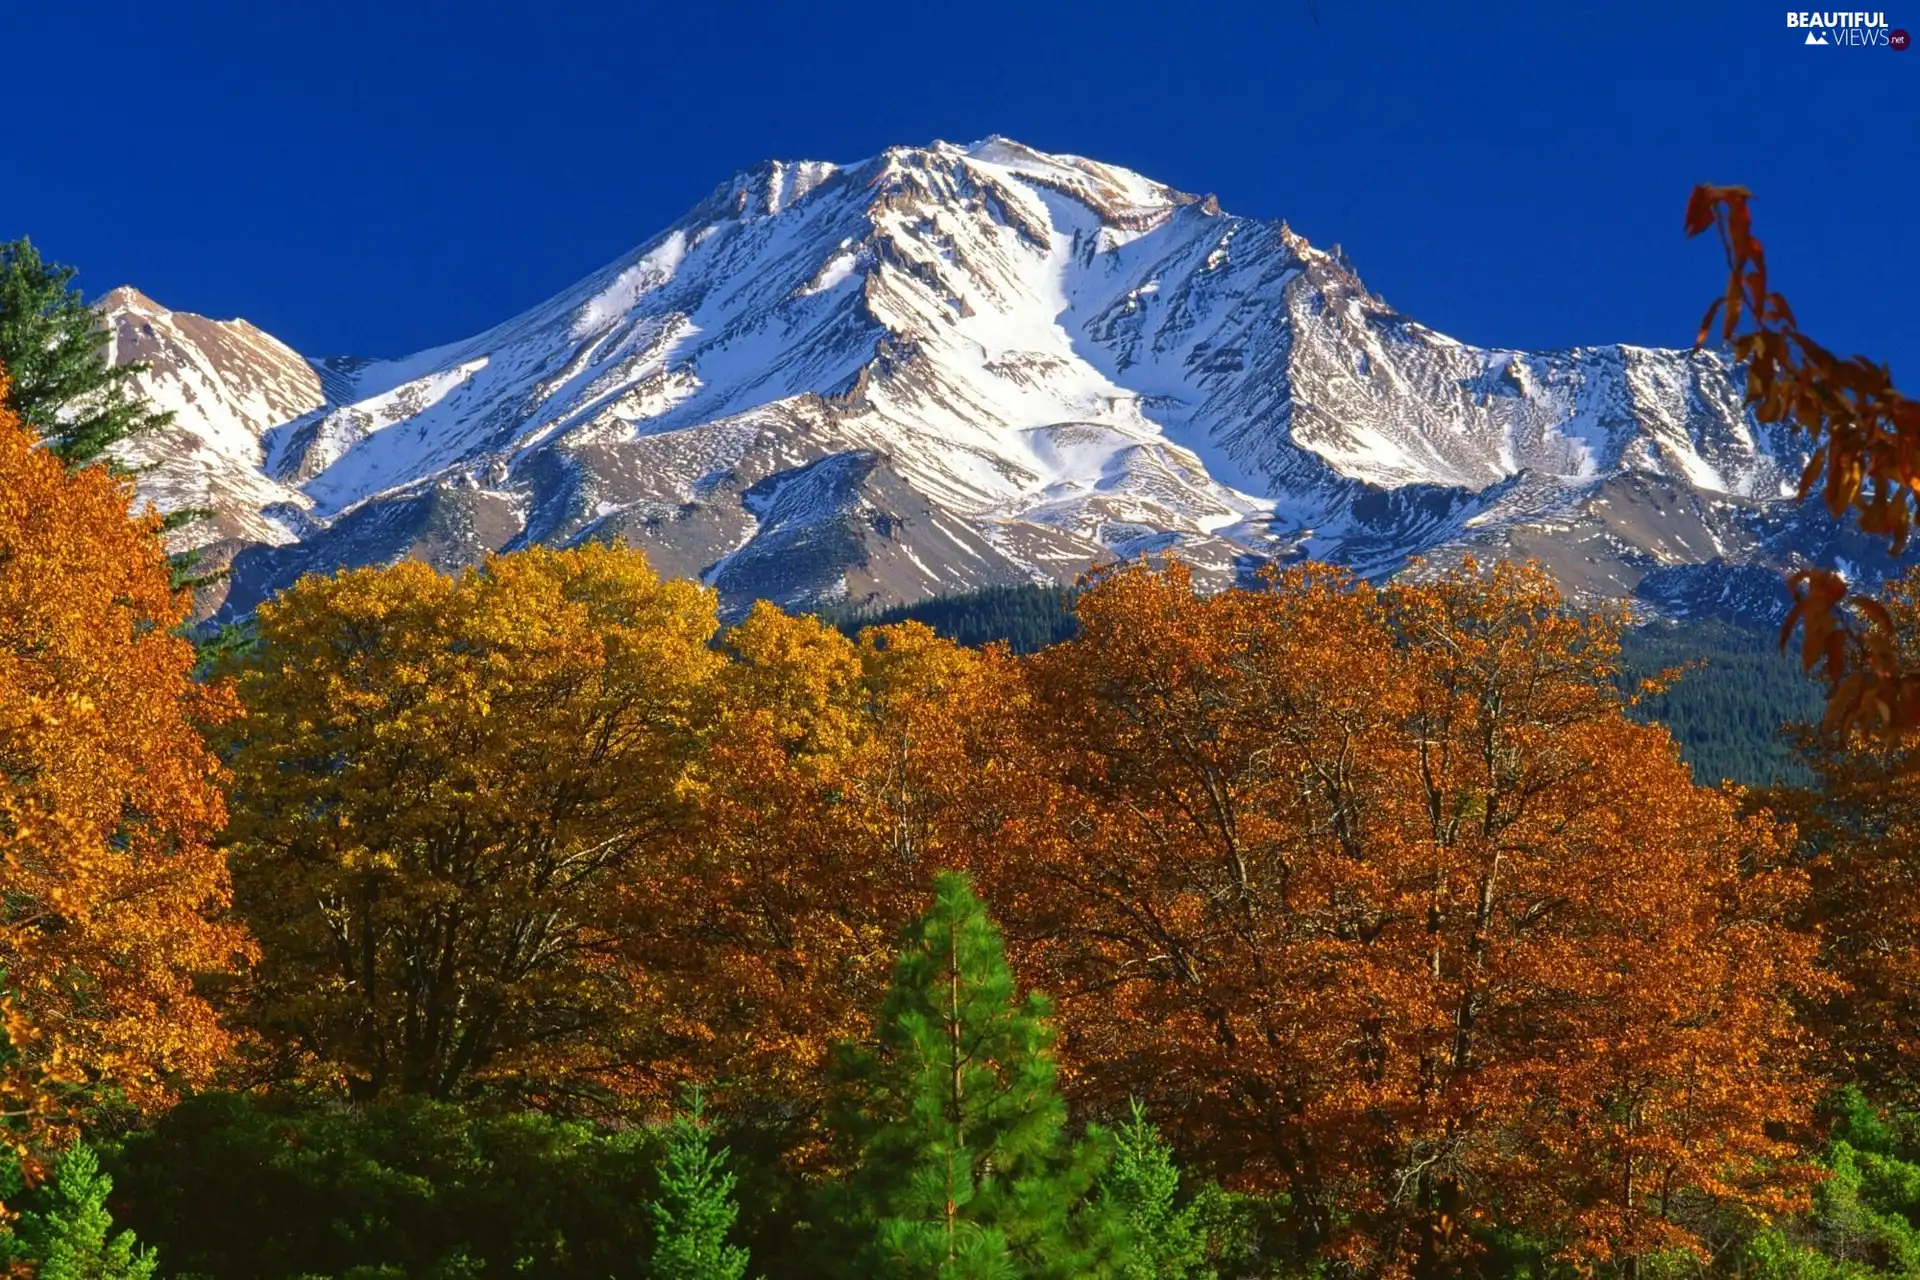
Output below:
[947,135,1193,222]
[98,138,1819,630]
[99,284,168,317]
[700,138,1195,233]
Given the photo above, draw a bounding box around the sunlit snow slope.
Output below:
[106,137,1848,624]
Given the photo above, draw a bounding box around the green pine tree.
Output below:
[13,1144,157,1280]
[0,237,170,466]
[826,871,1120,1280]
[1097,1101,1211,1280]
[649,1089,751,1280]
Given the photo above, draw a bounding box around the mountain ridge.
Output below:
[100,135,1872,624]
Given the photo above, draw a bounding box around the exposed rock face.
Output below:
[105,137,1856,625]
[104,286,321,543]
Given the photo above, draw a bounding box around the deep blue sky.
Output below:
[9,1,1915,374]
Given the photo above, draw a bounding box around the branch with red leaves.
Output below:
[1686,184,1920,740]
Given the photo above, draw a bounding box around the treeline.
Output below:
[817,582,1081,654]
[12,365,1920,1276]
[1618,618,1827,787]
[828,581,1827,788]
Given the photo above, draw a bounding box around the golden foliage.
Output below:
[220,544,720,1104]
[0,368,248,1152]
[213,543,1824,1271]
[636,607,1013,1109]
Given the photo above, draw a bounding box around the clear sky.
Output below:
[9,0,1915,375]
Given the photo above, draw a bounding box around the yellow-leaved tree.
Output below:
[637,607,1014,1115]
[0,366,249,1156]
[219,544,720,1106]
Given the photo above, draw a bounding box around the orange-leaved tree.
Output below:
[984,559,1820,1276]
[1776,564,1920,1105]
[0,365,250,1157]
[637,606,1016,1117]
[219,544,720,1107]
[1687,185,1920,740]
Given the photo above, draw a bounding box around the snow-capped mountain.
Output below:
[105,137,1845,624]
[104,287,319,548]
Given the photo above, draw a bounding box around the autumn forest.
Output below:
[6,307,1920,1279]
[0,172,1919,1278]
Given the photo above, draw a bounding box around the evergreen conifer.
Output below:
[650,1090,751,1280]
[827,872,1119,1279]
[0,238,169,466]
[13,1144,157,1280]
[1097,1101,1210,1280]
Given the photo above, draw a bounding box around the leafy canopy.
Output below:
[1686,186,1920,742]
[107,1091,665,1280]
[0,368,246,1157]
[987,558,1821,1275]
[220,543,721,1104]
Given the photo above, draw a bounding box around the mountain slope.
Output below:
[103,286,319,550]
[104,136,1852,623]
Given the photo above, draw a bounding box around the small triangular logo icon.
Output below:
[1805,28,1829,43]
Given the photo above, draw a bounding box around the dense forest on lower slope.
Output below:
[826,582,1826,788]
[1618,618,1826,787]
[817,582,1082,654]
